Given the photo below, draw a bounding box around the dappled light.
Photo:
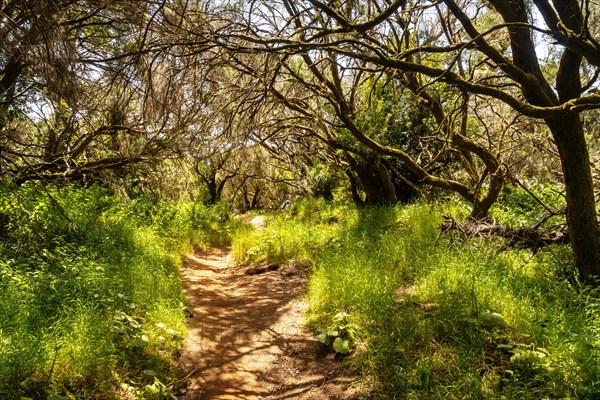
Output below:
[177,248,355,399]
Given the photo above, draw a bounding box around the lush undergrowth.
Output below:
[232,196,600,399]
[0,183,235,399]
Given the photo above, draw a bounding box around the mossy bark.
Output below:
[547,115,600,280]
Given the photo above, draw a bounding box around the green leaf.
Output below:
[145,384,160,394]
[326,328,339,337]
[143,369,156,376]
[332,337,351,354]
[316,332,330,345]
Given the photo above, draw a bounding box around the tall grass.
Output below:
[232,196,600,399]
[0,183,234,399]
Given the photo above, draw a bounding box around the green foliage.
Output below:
[232,197,351,265]
[315,312,357,354]
[306,164,338,200]
[491,182,566,227]
[0,183,232,399]
[352,77,437,158]
[235,200,599,399]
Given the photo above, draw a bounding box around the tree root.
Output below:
[440,214,569,250]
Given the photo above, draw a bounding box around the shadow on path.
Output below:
[176,247,356,400]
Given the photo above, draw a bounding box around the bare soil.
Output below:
[175,235,357,399]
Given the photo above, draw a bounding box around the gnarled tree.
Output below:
[199,0,600,280]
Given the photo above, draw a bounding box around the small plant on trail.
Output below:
[315,312,358,354]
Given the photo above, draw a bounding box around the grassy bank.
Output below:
[232,197,600,399]
[0,183,234,399]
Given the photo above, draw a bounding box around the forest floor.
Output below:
[175,216,358,399]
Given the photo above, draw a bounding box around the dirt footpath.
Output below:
[175,245,357,400]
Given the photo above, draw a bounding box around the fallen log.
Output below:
[440,214,569,250]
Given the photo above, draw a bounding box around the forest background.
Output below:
[1,0,600,398]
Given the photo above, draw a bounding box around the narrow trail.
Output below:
[175,217,357,400]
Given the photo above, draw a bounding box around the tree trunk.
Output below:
[383,159,421,204]
[207,176,219,205]
[483,0,600,280]
[344,169,364,205]
[548,114,600,280]
[249,187,261,210]
[372,161,398,204]
[352,159,397,205]
[470,169,504,221]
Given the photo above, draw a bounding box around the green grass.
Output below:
[0,183,236,399]
[232,197,600,399]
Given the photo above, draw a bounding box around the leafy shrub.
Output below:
[315,312,357,354]
[0,183,230,399]
[492,182,566,227]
